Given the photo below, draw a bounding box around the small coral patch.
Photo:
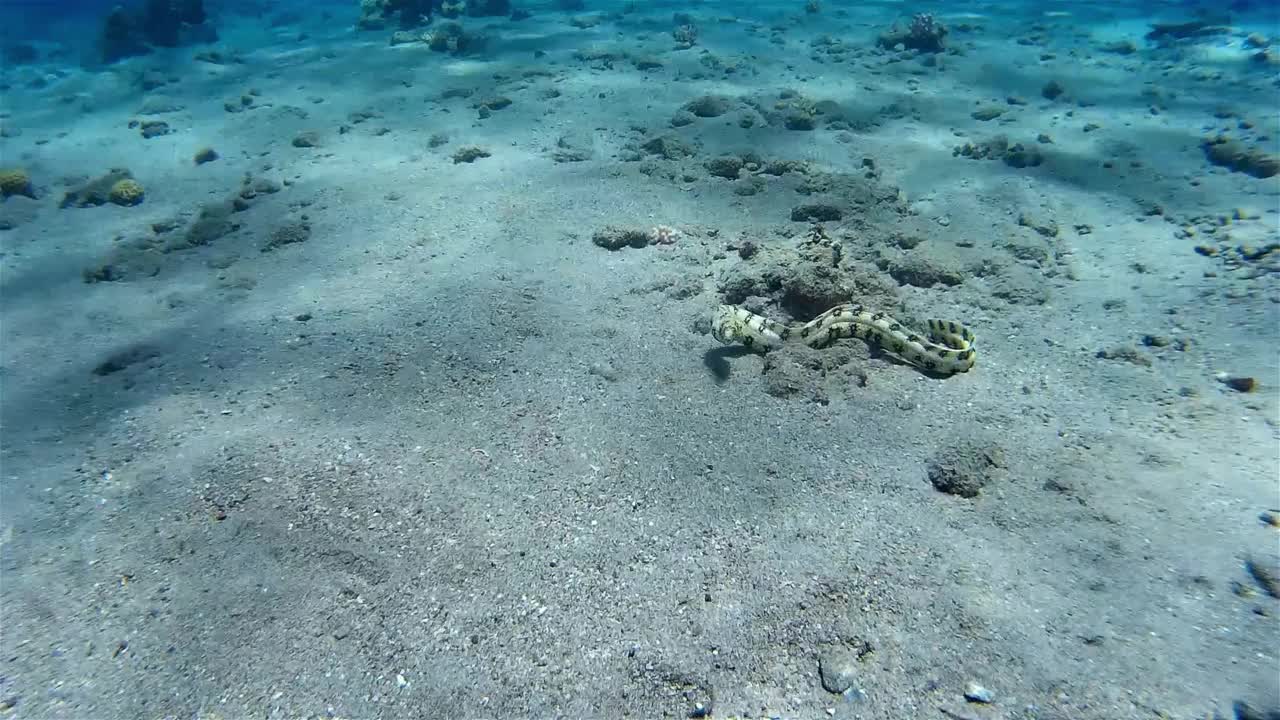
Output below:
[0,168,35,199]
[108,178,146,206]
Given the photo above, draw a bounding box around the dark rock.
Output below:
[451,146,490,163]
[292,131,321,148]
[262,221,311,251]
[705,156,744,179]
[1203,136,1280,178]
[791,204,842,222]
[683,94,734,118]
[927,443,1005,497]
[592,226,652,250]
[93,343,162,375]
[640,135,697,160]
[886,256,964,287]
[3,43,38,64]
[139,120,170,138]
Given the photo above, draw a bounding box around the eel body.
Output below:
[711,303,976,375]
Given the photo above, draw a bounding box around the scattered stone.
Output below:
[292,131,321,148]
[551,135,592,163]
[971,106,1005,121]
[1145,20,1229,43]
[238,176,281,201]
[885,256,964,287]
[1246,555,1280,598]
[1004,142,1044,167]
[83,242,163,282]
[1203,136,1280,178]
[136,96,184,114]
[784,112,817,131]
[705,156,744,179]
[954,135,1043,168]
[1100,39,1137,55]
[177,202,238,249]
[138,120,171,138]
[955,136,1008,160]
[761,347,832,404]
[669,111,696,128]
[475,95,512,114]
[587,362,619,381]
[262,221,311,251]
[818,649,860,694]
[683,95,734,118]
[927,443,1005,498]
[194,147,219,164]
[1042,80,1065,100]
[791,203,843,222]
[452,146,491,163]
[389,30,422,45]
[1232,700,1280,720]
[592,226,652,250]
[3,43,37,64]
[1017,212,1058,237]
[1244,33,1270,49]
[0,195,39,229]
[224,94,255,113]
[964,682,993,704]
[1095,345,1152,366]
[194,50,237,65]
[92,343,161,375]
[640,135,697,159]
[1218,375,1257,393]
[61,169,138,208]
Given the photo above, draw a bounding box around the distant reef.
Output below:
[100,0,219,63]
[357,0,514,30]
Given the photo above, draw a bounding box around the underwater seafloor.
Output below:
[1,1,1278,718]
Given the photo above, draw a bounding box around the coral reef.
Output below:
[672,23,698,49]
[427,21,481,54]
[358,0,435,29]
[358,0,509,28]
[876,13,947,53]
[100,0,218,63]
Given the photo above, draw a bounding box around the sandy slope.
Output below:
[1,1,1277,718]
